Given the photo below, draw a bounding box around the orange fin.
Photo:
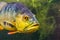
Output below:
[0,25,3,30]
[8,31,17,35]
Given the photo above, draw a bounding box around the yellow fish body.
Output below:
[0,2,39,35]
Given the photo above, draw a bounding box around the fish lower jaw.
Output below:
[17,26,39,34]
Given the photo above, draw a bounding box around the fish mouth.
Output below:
[23,23,39,33]
[32,23,39,26]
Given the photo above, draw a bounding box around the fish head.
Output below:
[16,13,39,33]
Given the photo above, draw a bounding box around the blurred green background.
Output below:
[0,0,59,40]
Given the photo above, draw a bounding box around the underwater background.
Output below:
[0,0,60,40]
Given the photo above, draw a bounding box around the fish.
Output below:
[0,2,39,35]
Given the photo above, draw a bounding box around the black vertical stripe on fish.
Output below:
[7,23,15,27]
[3,21,15,27]
[3,21,6,25]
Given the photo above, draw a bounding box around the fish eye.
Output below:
[23,16,29,21]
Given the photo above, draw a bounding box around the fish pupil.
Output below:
[24,16,29,21]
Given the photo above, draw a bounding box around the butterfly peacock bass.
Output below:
[0,2,39,35]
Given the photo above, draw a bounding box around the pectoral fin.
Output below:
[8,31,17,35]
[0,25,3,30]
